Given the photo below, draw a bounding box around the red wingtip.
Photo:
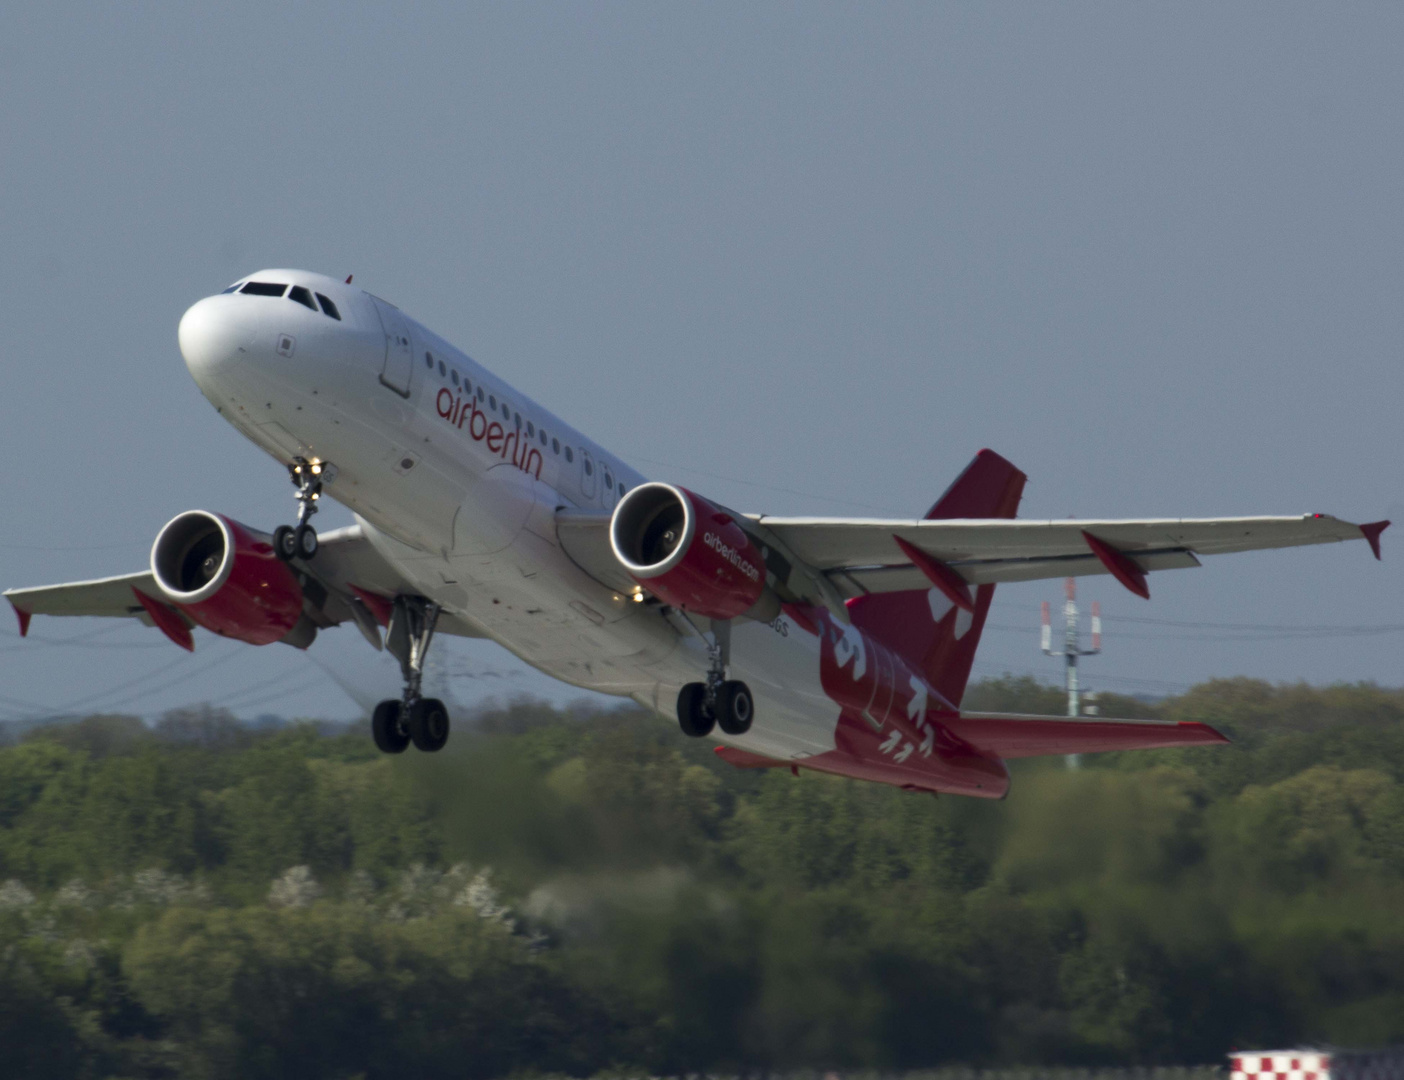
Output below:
[9,601,31,638]
[345,274,353,284]
[1360,520,1390,561]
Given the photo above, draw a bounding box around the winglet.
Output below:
[893,535,974,612]
[1360,520,1390,561]
[131,588,195,652]
[8,600,31,638]
[1082,531,1151,600]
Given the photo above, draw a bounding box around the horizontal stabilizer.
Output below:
[944,712,1228,759]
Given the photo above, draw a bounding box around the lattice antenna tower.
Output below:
[1041,577,1102,767]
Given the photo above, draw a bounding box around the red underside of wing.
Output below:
[941,714,1228,759]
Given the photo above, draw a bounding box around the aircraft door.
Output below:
[371,297,414,397]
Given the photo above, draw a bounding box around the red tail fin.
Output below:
[849,449,1026,708]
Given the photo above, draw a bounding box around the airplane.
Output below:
[5,270,1390,798]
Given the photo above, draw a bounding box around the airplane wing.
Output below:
[4,571,160,627]
[749,512,1387,600]
[559,506,1387,607]
[5,523,485,648]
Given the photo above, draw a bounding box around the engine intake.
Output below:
[151,511,308,646]
[611,483,766,620]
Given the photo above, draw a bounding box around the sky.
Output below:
[2,4,1402,723]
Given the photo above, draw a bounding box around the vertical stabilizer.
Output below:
[849,449,1026,708]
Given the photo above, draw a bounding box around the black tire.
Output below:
[717,680,754,736]
[372,700,409,754]
[273,525,297,562]
[676,683,715,738]
[408,697,450,752]
[294,524,319,559]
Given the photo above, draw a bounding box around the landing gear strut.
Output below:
[273,457,336,562]
[372,596,450,754]
[676,617,754,738]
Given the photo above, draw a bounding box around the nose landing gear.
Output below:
[676,618,754,738]
[273,457,336,562]
[372,596,451,754]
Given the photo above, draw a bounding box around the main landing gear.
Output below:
[676,618,754,739]
[372,596,451,754]
[273,457,336,562]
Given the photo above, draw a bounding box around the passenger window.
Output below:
[425,354,433,369]
[489,395,497,409]
[452,370,459,386]
[604,470,613,488]
[565,447,574,463]
[477,387,484,402]
[241,282,288,296]
[539,430,548,446]
[618,482,626,495]
[315,293,341,320]
[438,361,446,376]
[526,421,535,437]
[288,285,316,310]
[502,403,510,419]
[552,438,560,454]
[583,458,593,476]
[463,377,471,394]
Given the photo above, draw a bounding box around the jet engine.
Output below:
[610,483,766,619]
[150,510,310,646]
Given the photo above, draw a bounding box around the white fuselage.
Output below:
[177,269,839,762]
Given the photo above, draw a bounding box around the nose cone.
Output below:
[178,296,253,381]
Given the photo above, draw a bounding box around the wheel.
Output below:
[294,524,319,559]
[372,700,409,754]
[408,697,450,752]
[717,680,754,736]
[676,683,715,738]
[273,525,297,562]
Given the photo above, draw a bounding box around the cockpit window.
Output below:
[288,285,316,311]
[315,293,341,320]
[221,283,243,294]
[241,282,288,297]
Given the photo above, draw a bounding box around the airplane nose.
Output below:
[178,296,252,378]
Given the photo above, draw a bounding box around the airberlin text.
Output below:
[436,389,543,480]
[703,532,760,582]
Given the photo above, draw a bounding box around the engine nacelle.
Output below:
[150,511,307,646]
[610,483,766,619]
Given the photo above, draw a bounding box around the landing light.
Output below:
[633,591,645,603]
[310,463,323,476]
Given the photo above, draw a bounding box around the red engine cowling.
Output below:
[150,511,305,646]
[610,483,766,619]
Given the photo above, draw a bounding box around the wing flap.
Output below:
[835,547,1202,596]
[944,711,1228,758]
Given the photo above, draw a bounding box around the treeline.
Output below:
[2,678,1404,1078]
